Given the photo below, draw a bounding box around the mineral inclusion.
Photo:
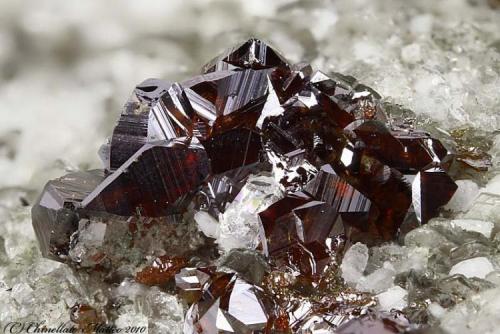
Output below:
[32,38,460,333]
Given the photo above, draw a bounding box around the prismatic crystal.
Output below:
[32,38,460,333]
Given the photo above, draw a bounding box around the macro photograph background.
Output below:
[0,0,500,333]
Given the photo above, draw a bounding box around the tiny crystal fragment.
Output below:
[70,303,104,333]
[135,255,188,286]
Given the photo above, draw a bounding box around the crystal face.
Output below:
[84,138,210,217]
[31,38,462,333]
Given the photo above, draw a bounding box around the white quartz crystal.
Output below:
[194,211,220,239]
[356,267,396,294]
[485,271,500,286]
[485,174,500,195]
[451,219,494,238]
[463,192,500,223]
[340,242,369,285]
[444,180,480,213]
[113,282,184,333]
[440,287,500,334]
[449,257,494,279]
[376,286,408,311]
[369,244,429,274]
[218,174,282,252]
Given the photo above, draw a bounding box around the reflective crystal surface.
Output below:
[202,38,290,73]
[109,78,172,170]
[184,274,272,333]
[83,138,210,217]
[32,170,104,260]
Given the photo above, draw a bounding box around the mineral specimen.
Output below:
[32,38,461,333]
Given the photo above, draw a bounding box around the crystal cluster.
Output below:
[32,38,462,333]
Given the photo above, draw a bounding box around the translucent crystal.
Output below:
[218,174,282,251]
[439,287,500,334]
[450,219,494,238]
[341,242,369,285]
[443,180,480,213]
[449,257,494,279]
[357,267,396,293]
[376,286,409,311]
[367,244,429,275]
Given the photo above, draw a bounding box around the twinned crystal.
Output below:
[32,38,463,333]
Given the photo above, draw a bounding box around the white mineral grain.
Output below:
[404,225,449,248]
[340,242,369,285]
[485,174,500,195]
[463,191,500,223]
[218,174,282,252]
[428,302,447,319]
[449,257,494,279]
[369,244,429,274]
[451,219,494,238]
[440,287,500,334]
[194,211,220,239]
[485,270,500,285]
[444,180,480,213]
[356,267,396,294]
[113,282,184,333]
[376,286,408,311]
[401,43,422,64]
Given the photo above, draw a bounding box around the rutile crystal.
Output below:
[32,170,104,260]
[201,128,261,174]
[258,191,341,260]
[109,78,172,170]
[202,38,289,73]
[183,274,272,333]
[31,38,466,333]
[175,267,213,303]
[135,255,188,286]
[412,167,458,224]
[83,138,209,217]
[183,68,271,134]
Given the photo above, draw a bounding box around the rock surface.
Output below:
[0,0,499,333]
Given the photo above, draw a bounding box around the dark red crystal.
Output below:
[83,138,210,216]
[135,255,188,286]
[415,166,458,223]
[201,128,262,174]
[33,37,459,262]
[202,38,290,73]
[31,39,461,333]
[32,170,105,260]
